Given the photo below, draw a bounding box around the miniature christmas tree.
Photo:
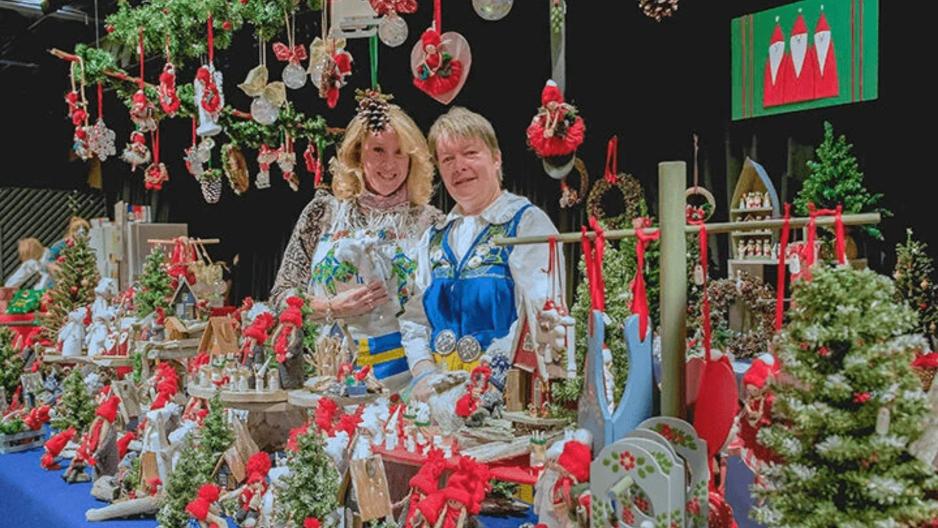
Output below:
[156,431,217,528]
[41,233,99,339]
[795,121,888,239]
[201,393,233,456]
[753,266,938,526]
[51,369,95,433]
[895,229,938,349]
[277,425,340,528]
[0,327,24,402]
[135,247,173,319]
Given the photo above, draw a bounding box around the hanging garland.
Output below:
[73,44,124,84]
[586,172,647,230]
[688,273,775,360]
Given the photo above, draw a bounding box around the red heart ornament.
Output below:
[410,31,472,105]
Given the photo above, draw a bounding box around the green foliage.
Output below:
[278,425,340,528]
[795,121,889,240]
[52,369,96,433]
[42,234,99,339]
[202,393,233,456]
[0,418,25,435]
[73,44,125,84]
[157,430,217,528]
[0,327,24,399]
[222,102,340,149]
[894,229,938,349]
[132,349,144,385]
[752,266,938,526]
[136,247,173,319]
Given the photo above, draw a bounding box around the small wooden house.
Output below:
[171,280,199,322]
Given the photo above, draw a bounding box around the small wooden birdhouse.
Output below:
[163,317,189,341]
[198,316,239,357]
[171,280,200,322]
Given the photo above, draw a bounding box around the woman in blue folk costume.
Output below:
[401,107,569,406]
[270,93,442,389]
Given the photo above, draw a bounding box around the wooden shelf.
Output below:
[728,258,780,265]
[731,207,773,214]
[92,355,133,368]
[731,231,773,237]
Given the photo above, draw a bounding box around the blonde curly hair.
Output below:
[330,106,435,205]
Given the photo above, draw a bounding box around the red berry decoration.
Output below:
[70,286,79,295]
[106,25,115,33]
[222,20,233,30]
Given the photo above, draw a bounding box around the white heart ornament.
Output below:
[410,31,472,105]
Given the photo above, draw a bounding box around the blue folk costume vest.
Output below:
[423,204,531,372]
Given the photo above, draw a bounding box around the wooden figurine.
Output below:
[65,394,122,483]
[186,484,229,528]
[269,296,305,390]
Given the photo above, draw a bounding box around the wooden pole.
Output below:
[659,161,687,418]
[493,212,882,246]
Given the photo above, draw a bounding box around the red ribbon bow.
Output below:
[272,42,308,63]
[581,217,606,316]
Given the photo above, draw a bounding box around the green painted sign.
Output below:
[731,0,878,120]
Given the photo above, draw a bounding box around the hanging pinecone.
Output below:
[200,169,223,204]
[355,89,394,134]
[639,0,678,21]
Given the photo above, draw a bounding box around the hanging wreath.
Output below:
[689,272,775,360]
[559,158,589,209]
[586,172,648,230]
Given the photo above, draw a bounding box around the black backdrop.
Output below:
[0,0,928,303]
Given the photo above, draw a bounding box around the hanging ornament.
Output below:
[199,169,223,204]
[355,88,393,133]
[122,131,151,171]
[66,60,93,161]
[370,0,415,47]
[255,144,279,189]
[411,11,471,105]
[158,63,181,116]
[73,127,93,161]
[472,0,513,21]
[222,143,250,195]
[377,12,408,47]
[195,14,224,137]
[239,66,286,126]
[144,127,169,191]
[87,84,116,162]
[278,133,299,192]
[639,0,678,22]
[130,29,157,132]
[526,80,585,179]
[274,11,308,89]
[184,118,213,178]
[310,39,353,108]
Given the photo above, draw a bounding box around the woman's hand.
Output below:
[329,280,389,319]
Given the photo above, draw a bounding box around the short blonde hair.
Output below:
[330,106,435,206]
[66,217,90,238]
[428,107,502,176]
[18,238,44,262]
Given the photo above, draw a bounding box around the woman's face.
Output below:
[361,128,410,197]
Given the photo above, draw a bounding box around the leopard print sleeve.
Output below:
[269,191,334,307]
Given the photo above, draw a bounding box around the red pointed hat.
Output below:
[791,12,808,35]
[279,296,304,326]
[185,498,210,521]
[96,394,122,422]
[771,19,784,44]
[743,356,779,390]
[246,452,272,483]
[421,28,442,48]
[815,10,830,32]
[197,483,221,502]
[557,441,591,483]
[541,80,564,106]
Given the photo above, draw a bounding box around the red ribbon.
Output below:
[631,220,659,341]
[913,352,938,369]
[272,42,308,63]
[775,204,791,332]
[580,217,606,313]
[603,136,618,184]
[138,29,145,89]
[207,12,214,64]
[688,216,711,359]
[191,117,197,147]
[805,203,845,280]
[433,0,441,32]
[97,83,104,120]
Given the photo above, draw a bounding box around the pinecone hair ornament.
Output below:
[639,0,678,22]
[355,89,394,134]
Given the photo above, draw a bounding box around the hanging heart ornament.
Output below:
[410,29,472,105]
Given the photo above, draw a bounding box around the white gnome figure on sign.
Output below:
[86,278,118,356]
[59,305,89,357]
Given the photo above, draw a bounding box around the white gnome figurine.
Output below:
[59,305,89,357]
[534,428,593,528]
[86,278,118,356]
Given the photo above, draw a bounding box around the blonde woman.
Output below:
[45,216,91,281]
[271,96,442,385]
[4,238,50,289]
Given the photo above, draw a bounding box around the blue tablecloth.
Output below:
[0,445,536,528]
